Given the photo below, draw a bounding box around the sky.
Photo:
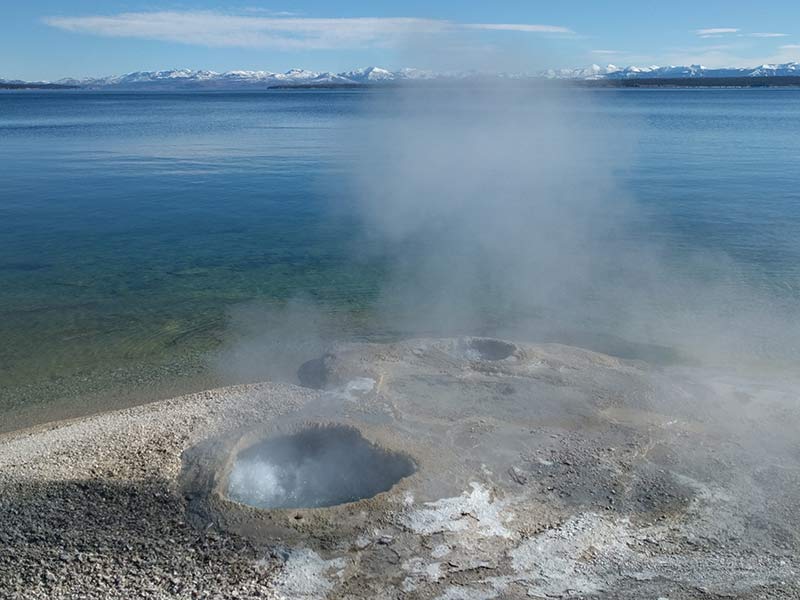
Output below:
[2,1,799,81]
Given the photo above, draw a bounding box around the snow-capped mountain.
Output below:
[340,66,395,82]
[546,62,800,80]
[53,67,419,89]
[54,68,353,89]
[7,61,797,89]
[50,66,524,89]
[747,62,800,77]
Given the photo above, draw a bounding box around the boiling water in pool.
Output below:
[227,425,415,509]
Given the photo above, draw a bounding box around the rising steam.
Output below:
[212,80,800,379]
[348,82,800,371]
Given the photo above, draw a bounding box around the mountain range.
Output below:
[545,62,800,80]
[3,63,799,89]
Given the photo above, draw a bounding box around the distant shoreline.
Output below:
[272,76,800,89]
[0,82,79,90]
[4,76,800,92]
[572,75,800,88]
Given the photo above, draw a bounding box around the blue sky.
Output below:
[3,1,800,80]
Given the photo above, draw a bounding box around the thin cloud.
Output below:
[695,29,789,40]
[781,44,800,49]
[695,27,739,38]
[464,23,573,34]
[241,8,305,17]
[43,12,448,50]
[44,11,574,50]
[591,49,621,55]
[746,32,789,38]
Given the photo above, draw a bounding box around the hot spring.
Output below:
[468,339,517,361]
[226,424,416,510]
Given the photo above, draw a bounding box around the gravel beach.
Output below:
[0,383,314,599]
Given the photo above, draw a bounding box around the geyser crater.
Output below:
[469,338,517,361]
[226,424,416,510]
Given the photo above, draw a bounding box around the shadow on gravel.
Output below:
[0,477,278,598]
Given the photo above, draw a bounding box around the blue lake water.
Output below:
[1,88,799,429]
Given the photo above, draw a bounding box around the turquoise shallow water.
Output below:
[1,88,799,430]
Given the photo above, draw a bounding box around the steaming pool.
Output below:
[226,424,416,509]
[467,338,517,361]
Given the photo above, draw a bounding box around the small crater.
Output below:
[297,357,327,389]
[470,339,516,361]
[227,425,415,510]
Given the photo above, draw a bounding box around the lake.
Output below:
[2,88,799,431]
